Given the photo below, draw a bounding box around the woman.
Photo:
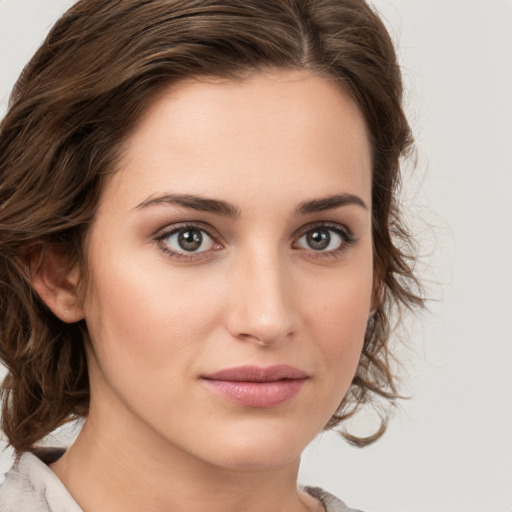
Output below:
[0,0,422,510]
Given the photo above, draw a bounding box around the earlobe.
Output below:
[26,243,85,323]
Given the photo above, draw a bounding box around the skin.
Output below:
[42,69,374,512]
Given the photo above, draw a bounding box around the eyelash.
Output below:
[294,222,356,260]
[154,222,356,262]
[154,222,221,261]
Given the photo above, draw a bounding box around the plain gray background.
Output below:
[1,1,511,511]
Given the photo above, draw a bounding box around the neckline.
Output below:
[15,449,346,512]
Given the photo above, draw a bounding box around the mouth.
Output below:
[201,365,309,408]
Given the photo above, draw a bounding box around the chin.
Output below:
[189,420,315,471]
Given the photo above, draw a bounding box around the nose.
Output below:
[226,248,297,347]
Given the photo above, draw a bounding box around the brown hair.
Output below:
[0,0,423,452]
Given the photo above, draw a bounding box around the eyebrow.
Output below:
[296,193,368,214]
[135,192,367,217]
[135,194,242,218]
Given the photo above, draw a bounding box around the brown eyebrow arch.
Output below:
[135,192,367,217]
[135,193,241,218]
[297,193,368,214]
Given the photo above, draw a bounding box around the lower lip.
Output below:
[202,379,307,408]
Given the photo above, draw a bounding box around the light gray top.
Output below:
[0,447,363,512]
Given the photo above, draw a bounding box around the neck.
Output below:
[49,405,322,512]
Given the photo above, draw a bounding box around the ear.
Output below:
[27,243,85,323]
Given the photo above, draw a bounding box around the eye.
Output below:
[294,225,353,253]
[156,225,220,258]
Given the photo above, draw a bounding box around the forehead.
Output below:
[107,69,372,211]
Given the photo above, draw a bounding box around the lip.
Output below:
[201,365,308,408]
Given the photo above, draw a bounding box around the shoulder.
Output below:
[302,485,366,512]
[0,445,81,512]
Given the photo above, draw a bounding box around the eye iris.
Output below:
[178,229,202,251]
[306,228,330,250]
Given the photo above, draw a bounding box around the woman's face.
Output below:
[81,70,373,470]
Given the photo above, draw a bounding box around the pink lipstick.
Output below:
[201,365,308,408]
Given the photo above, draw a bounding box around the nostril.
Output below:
[235,328,294,347]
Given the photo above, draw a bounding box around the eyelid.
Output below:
[154,221,222,243]
[291,221,356,258]
[292,221,354,243]
[154,221,224,260]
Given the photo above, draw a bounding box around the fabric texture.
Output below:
[0,447,363,512]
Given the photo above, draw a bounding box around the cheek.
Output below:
[303,262,373,375]
[82,251,222,373]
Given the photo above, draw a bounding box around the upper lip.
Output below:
[202,365,308,382]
